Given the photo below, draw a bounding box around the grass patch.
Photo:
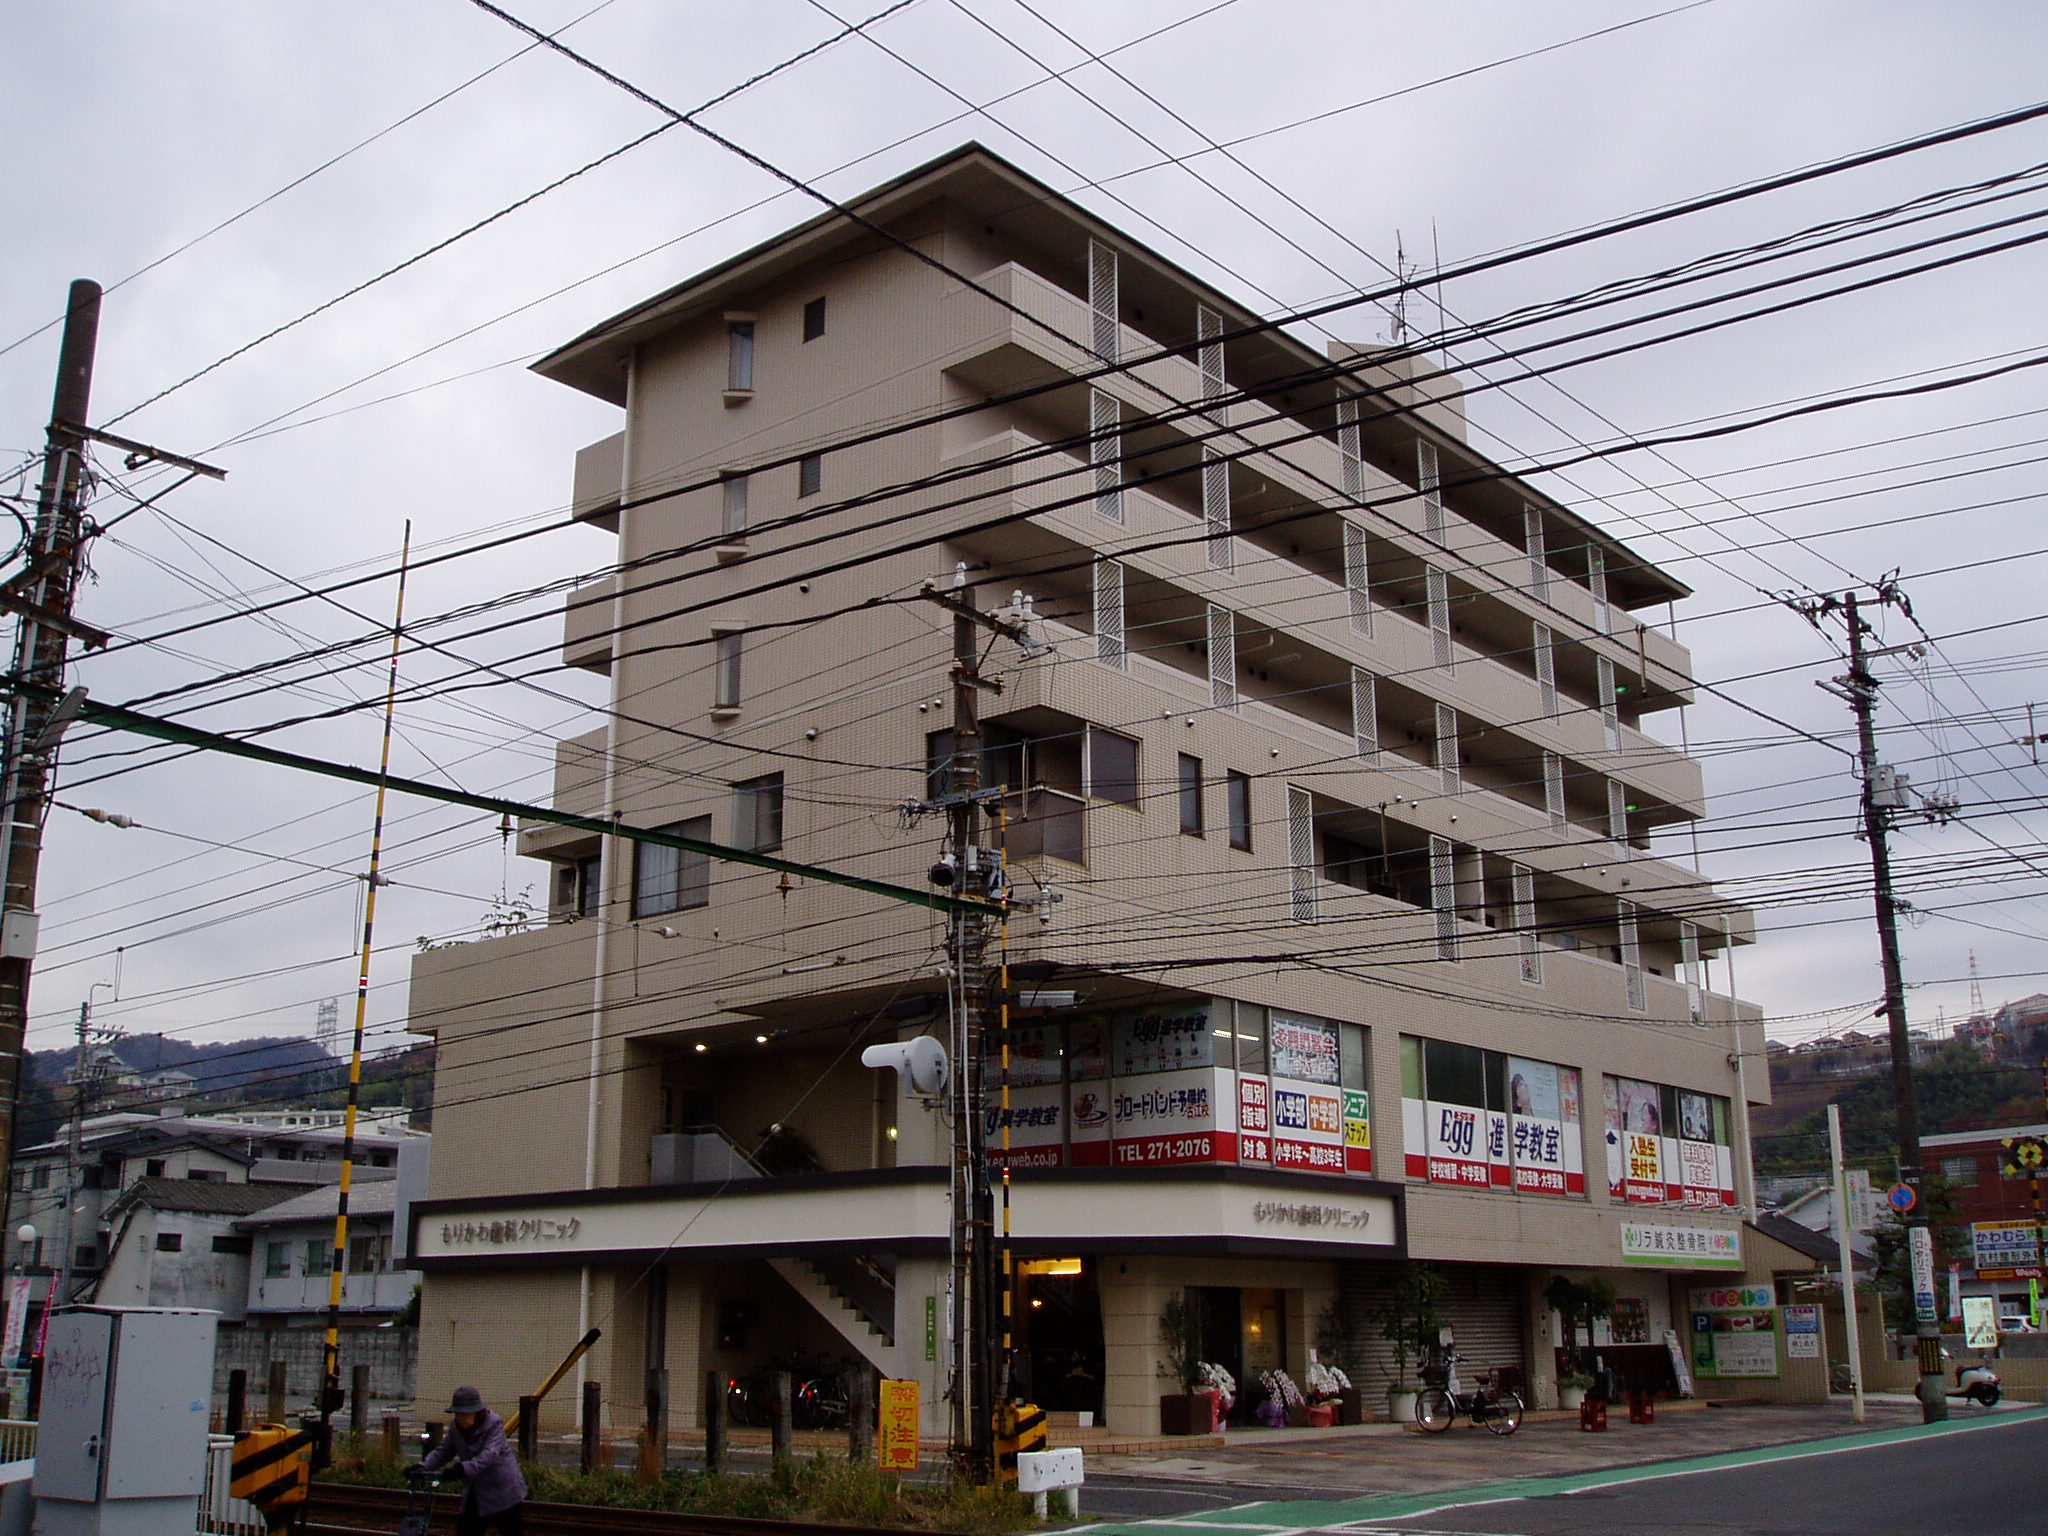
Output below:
[318,1449,1039,1532]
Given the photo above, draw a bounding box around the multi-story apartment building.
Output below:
[408,146,1777,1435]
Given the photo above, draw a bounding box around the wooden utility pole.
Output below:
[0,281,101,1203]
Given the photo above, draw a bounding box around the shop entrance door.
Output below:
[1196,1287,1286,1422]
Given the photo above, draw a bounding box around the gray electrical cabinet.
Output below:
[32,1307,218,1536]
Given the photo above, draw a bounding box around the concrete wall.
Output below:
[215,1324,417,1416]
[95,1208,253,1321]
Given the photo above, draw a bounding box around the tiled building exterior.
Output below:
[408,146,1771,1435]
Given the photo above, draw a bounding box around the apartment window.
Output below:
[265,1241,291,1279]
[74,1244,97,1269]
[555,854,599,919]
[720,474,749,539]
[304,1239,331,1277]
[632,816,713,917]
[734,773,785,853]
[798,453,822,498]
[81,1166,103,1190]
[155,1232,183,1253]
[1227,770,1252,851]
[714,631,743,708]
[802,296,826,342]
[349,1234,388,1273]
[1178,754,1204,836]
[1086,728,1139,806]
[186,1168,225,1183]
[30,1165,49,1190]
[211,1235,252,1256]
[1941,1156,1979,1188]
[726,320,755,393]
[145,1159,166,1179]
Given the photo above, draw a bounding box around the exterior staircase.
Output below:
[768,1253,898,1376]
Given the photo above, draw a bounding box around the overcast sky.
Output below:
[6,0,2048,1075]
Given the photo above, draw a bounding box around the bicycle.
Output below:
[1413,1350,1523,1436]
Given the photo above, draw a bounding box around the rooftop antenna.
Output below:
[1389,231,1412,344]
[1431,218,1449,371]
[1968,950,1984,1023]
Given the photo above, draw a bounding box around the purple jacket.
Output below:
[422,1408,527,1517]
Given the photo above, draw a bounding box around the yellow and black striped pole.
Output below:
[996,809,1014,1403]
[321,522,412,1452]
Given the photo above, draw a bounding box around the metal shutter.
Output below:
[1343,522,1371,636]
[1091,390,1123,524]
[1209,605,1237,710]
[1427,568,1453,670]
[1533,623,1556,716]
[1513,865,1540,985]
[1351,668,1378,763]
[1430,835,1458,961]
[1544,752,1567,833]
[1338,399,1363,501]
[1607,779,1628,843]
[1620,901,1646,1013]
[1089,239,1119,363]
[1203,450,1233,571]
[1418,440,1443,542]
[1438,1265,1526,1385]
[1093,559,1125,669]
[1587,545,1609,633]
[1198,304,1225,422]
[1436,704,1460,796]
[1597,656,1620,749]
[1524,506,1547,597]
[1288,785,1317,923]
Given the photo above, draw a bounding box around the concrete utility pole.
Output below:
[0,281,101,1203]
[1828,1103,1865,1424]
[916,570,1031,1480]
[1798,584,1949,1422]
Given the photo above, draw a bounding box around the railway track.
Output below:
[306,1482,969,1536]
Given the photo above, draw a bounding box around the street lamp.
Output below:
[10,1225,35,1374]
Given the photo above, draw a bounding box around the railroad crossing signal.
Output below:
[2000,1136,2048,1178]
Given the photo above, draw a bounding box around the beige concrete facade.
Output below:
[408,146,1798,1438]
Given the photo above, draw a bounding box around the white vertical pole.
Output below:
[1829,1103,1866,1424]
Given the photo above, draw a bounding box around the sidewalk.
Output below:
[1078,1396,2037,1500]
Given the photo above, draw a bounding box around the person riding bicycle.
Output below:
[413,1386,527,1536]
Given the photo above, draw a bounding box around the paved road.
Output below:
[1073,1406,2048,1536]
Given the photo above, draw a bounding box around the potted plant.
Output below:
[1305,1360,1349,1427]
[1315,1304,1367,1424]
[1544,1274,1617,1402]
[1557,1370,1594,1412]
[1256,1368,1304,1427]
[1196,1361,1237,1428]
[1376,1261,1447,1423]
[1157,1290,1218,1434]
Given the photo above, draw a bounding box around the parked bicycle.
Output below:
[727,1351,855,1429]
[1413,1349,1523,1436]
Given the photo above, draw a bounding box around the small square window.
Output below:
[633,816,713,918]
[726,320,755,393]
[144,1159,166,1179]
[211,1235,252,1256]
[155,1232,183,1253]
[802,296,826,342]
[734,773,784,852]
[265,1242,291,1279]
[1178,753,1204,836]
[1086,728,1139,806]
[74,1244,97,1269]
[798,453,822,498]
[720,474,749,539]
[304,1239,331,1277]
[1227,770,1252,851]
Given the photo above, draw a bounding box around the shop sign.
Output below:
[1507,1058,1581,1196]
[1272,1085,1346,1173]
[1688,1285,1779,1378]
[1110,1067,1223,1166]
[1782,1304,1821,1359]
[1425,1103,1493,1187]
[1250,1199,1373,1231]
[1971,1219,2043,1281]
[987,1084,1064,1169]
[439,1217,581,1246]
[1622,1222,1741,1269]
[1342,1089,1372,1175]
[1111,1006,1214,1076]
[877,1379,919,1472]
[1963,1295,1999,1351]
[1269,1012,1340,1085]
[1237,1075,1271,1166]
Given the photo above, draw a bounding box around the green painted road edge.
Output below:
[1077,1405,2048,1533]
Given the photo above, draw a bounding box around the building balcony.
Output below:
[562,576,614,675]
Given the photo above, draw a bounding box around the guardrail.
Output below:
[0,1419,31,1464]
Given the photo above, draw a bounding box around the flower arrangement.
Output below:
[1259,1368,1304,1409]
[1196,1361,1237,1411]
[1305,1360,1351,1402]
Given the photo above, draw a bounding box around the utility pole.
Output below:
[0,282,100,1202]
[1798,583,1948,1422]
[56,993,113,1310]
[914,568,1033,1480]
[1827,1103,1865,1424]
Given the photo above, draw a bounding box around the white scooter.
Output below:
[1942,1350,2001,1406]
